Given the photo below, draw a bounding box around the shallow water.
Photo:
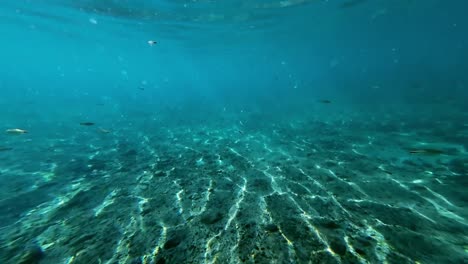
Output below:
[1,0,467,263]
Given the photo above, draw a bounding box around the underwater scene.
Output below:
[0,0,467,263]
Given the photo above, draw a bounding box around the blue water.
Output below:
[0,1,467,263]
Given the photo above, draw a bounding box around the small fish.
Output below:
[98,127,111,134]
[80,122,95,126]
[6,128,28,134]
[382,170,393,175]
[318,99,332,104]
[148,40,157,46]
[138,87,145,91]
[0,147,13,152]
[408,149,445,155]
[239,121,245,126]
[238,129,244,135]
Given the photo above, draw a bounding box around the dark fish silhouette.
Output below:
[408,148,445,155]
[0,147,13,152]
[80,122,95,126]
[318,99,332,104]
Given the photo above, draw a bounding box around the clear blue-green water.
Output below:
[0,1,467,263]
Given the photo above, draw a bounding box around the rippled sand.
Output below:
[1,107,466,263]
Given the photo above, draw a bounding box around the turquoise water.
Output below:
[1,0,467,263]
